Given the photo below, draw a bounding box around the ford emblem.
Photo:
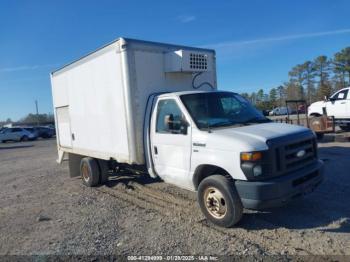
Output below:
[296,150,306,158]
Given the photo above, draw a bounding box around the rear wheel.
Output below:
[80,157,100,187]
[198,175,243,227]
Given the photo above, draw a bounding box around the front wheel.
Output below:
[198,175,243,227]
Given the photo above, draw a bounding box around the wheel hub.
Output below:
[204,187,227,219]
[81,164,90,182]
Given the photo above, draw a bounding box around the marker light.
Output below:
[240,151,262,161]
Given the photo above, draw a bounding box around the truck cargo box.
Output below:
[51,38,216,164]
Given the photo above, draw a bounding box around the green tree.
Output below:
[20,113,54,124]
[301,61,316,104]
[314,56,331,99]
[269,88,277,107]
[256,89,264,102]
[288,64,305,99]
[333,47,350,86]
[285,81,301,100]
[250,92,257,104]
[276,85,286,106]
[240,92,250,100]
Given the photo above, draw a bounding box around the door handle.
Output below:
[154,146,158,155]
[340,102,346,104]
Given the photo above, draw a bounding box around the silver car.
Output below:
[0,127,37,142]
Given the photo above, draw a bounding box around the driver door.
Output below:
[150,98,192,189]
[326,89,349,118]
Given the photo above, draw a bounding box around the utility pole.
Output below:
[35,100,39,126]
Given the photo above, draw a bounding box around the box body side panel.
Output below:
[51,46,130,162]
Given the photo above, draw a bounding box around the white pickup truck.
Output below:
[51,38,324,227]
[308,87,350,131]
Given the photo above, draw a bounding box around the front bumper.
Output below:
[235,160,324,210]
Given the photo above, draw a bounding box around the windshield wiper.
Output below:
[243,116,270,124]
[209,121,238,128]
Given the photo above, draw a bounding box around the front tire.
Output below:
[80,157,100,187]
[198,175,243,227]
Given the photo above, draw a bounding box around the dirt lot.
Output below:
[0,138,349,257]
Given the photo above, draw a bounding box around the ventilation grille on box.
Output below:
[189,53,208,70]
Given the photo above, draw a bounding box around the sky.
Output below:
[1,0,350,121]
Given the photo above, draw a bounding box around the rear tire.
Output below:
[198,175,243,227]
[80,157,100,187]
[97,159,110,184]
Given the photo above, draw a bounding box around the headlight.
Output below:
[253,165,262,176]
[240,151,266,180]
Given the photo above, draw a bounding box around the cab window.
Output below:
[156,99,185,134]
[332,89,349,100]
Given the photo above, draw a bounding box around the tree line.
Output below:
[241,46,350,111]
[0,113,54,127]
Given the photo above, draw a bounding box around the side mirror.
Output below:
[163,114,189,135]
[179,119,189,135]
[164,114,174,131]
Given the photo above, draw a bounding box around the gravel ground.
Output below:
[0,138,349,258]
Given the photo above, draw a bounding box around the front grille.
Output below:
[267,133,317,176]
[284,138,316,171]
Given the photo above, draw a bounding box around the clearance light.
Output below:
[240,151,262,161]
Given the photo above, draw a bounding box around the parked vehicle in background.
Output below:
[23,127,39,138]
[261,109,270,116]
[269,106,291,116]
[308,87,350,131]
[0,127,7,133]
[35,126,55,138]
[0,127,37,142]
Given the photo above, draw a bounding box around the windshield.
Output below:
[180,92,269,129]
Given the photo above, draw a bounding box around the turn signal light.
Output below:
[241,151,262,161]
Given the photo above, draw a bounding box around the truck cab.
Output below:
[146,90,324,227]
[308,87,350,130]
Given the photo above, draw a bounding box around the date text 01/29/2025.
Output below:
[127,255,219,261]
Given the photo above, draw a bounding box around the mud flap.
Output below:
[68,153,83,178]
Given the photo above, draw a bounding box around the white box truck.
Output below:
[51,38,324,227]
